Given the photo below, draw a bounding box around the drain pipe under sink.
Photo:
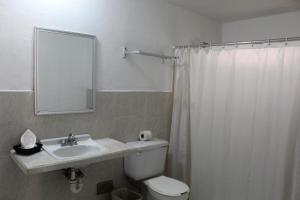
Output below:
[64,168,84,194]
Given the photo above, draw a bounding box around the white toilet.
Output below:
[124,139,190,200]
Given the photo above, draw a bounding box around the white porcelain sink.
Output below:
[41,134,107,159]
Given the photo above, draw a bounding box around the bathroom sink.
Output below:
[53,145,101,158]
[41,134,107,159]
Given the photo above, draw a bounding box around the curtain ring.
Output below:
[235,41,238,48]
[251,41,254,47]
[285,37,288,46]
[268,39,271,46]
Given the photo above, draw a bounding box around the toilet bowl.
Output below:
[144,176,189,200]
[124,139,190,200]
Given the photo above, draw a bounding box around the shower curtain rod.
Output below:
[173,36,300,49]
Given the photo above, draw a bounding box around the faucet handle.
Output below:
[61,139,67,145]
[69,133,78,144]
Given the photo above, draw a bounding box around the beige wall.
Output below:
[222,11,300,42]
[1,91,172,200]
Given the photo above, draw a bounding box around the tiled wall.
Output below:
[0,91,172,200]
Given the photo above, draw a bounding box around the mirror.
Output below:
[34,27,96,115]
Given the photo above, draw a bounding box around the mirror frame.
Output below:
[34,27,97,115]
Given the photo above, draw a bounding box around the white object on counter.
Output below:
[139,130,153,141]
[20,129,37,149]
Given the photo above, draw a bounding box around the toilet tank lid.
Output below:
[144,176,190,197]
[126,138,168,151]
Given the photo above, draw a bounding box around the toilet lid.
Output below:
[144,176,190,197]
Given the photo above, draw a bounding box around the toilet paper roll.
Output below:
[139,130,153,141]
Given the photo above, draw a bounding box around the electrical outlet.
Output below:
[97,180,114,195]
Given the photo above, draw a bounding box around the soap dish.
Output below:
[13,142,43,156]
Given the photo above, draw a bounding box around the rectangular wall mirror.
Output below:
[34,27,96,115]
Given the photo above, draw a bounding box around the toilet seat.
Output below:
[144,176,189,200]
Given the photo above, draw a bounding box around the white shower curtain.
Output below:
[168,44,300,200]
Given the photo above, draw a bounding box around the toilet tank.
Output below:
[124,139,168,181]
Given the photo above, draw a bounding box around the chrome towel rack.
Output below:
[122,47,178,62]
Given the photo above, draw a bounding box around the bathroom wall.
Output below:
[222,11,300,42]
[0,0,221,199]
[0,0,221,92]
[0,92,173,200]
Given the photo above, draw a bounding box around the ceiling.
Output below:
[165,0,300,21]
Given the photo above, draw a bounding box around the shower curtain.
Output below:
[168,44,300,200]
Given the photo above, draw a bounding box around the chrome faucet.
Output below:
[61,133,78,146]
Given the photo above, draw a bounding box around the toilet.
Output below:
[124,139,190,200]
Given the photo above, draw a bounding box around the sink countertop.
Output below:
[10,138,167,175]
